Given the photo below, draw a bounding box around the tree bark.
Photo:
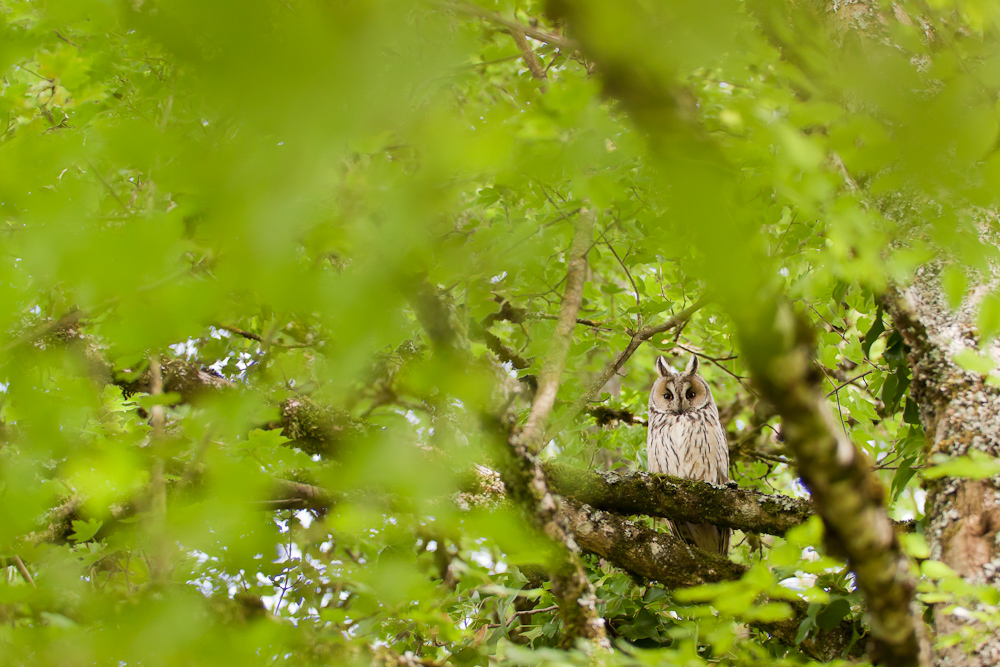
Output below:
[546,463,815,536]
[885,263,1000,667]
[501,210,610,650]
[561,500,862,662]
[738,304,927,666]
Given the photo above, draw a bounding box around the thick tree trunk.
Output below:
[886,259,1000,667]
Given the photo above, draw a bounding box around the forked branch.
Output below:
[570,296,707,414]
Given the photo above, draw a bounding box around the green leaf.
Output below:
[794,616,815,645]
[642,587,668,604]
[880,365,909,413]
[39,612,77,629]
[245,428,293,449]
[903,533,930,559]
[883,331,908,366]
[890,457,918,502]
[832,281,849,307]
[923,450,1000,480]
[921,560,958,580]
[744,602,792,622]
[977,586,1000,606]
[135,392,183,409]
[903,397,921,425]
[816,598,851,630]
[941,265,967,309]
[70,519,103,543]
[862,306,885,358]
[978,292,1000,341]
[953,349,995,374]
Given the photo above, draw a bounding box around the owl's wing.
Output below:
[711,417,730,485]
[710,416,731,555]
[670,520,731,556]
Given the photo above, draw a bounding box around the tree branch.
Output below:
[570,296,707,414]
[147,355,169,585]
[449,2,579,52]
[519,208,596,449]
[566,500,746,585]
[468,317,537,393]
[509,27,547,81]
[561,500,862,662]
[498,209,608,649]
[1,309,84,354]
[216,325,316,349]
[585,405,646,427]
[546,464,814,536]
[738,304,926,666]
[115,357,234,402]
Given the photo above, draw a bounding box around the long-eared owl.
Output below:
[647,354,730,555]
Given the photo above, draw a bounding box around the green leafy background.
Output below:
[1,0,998,665]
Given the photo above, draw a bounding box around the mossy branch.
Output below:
[546,463,814,536]
[561,500,862,662]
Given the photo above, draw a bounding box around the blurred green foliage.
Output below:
[0,0,998,665]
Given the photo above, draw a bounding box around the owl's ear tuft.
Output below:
[685,354,700,375]
[655,356,673,377]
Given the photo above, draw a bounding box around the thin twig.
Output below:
[486,604,560,628]
[749,451,792,465]
[825,370,874,398]
[810,305,849,344]
[459,53,526,69]
[874,452,904,471]
[448,2,579,51]
[769,212,798,258]
[829,152,860,193]
[274,511,295,613]
[1,310,83,353]
[53,29,80,49]
[599,231,641,329]
[514,604,560,617]
[509,27,547,81]
[518,209,596,450]
[570,297,709,414]
[819,365,851,438]
[148,356,168,585]
[150,356,165,434]
[532,313,615,331]
[674,343,757,397]
[13,556,36,588]
[217,325,316,349]
[85,159,131,214]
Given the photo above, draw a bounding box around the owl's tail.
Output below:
[668,520,730,556]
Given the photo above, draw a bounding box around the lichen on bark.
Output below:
[545,462,815,536]
[886,257,1000,667]
[278,396,365,458]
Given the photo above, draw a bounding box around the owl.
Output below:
[647,354,730,555]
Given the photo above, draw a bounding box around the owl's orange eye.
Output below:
[664,390,673,401]
[686,388,696,400]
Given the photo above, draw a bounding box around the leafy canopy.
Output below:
[1,0,998,665]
